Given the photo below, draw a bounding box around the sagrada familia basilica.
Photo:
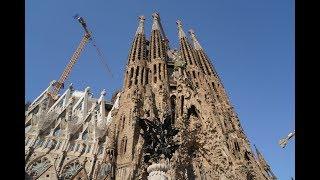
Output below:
[25,13,276,180]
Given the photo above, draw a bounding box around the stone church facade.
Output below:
[25,13,276,180]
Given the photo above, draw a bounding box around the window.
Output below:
[54,128,61,136]
[68,143,74,151]
[180,96,185,116]
[128,68,134,88]
[234,141,240,151]
[46,140,52,148]
[37,138,44,147]
[122,116,126,130]
[124,138,128,154]
[56,141,61,150]
[141,67,144,85]
[134,66,140,85]
[82,130,88,140]
[192,71,196,79]
[145,68,149,84]
[25,137,30,146]
[159,63,162,80]
[98,146,104,155]
[170,96,176,124]
[87,145,91,153]
[74,144,80,151]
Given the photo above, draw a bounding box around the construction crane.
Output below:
[50,15,112,99]
[279,130,295,148]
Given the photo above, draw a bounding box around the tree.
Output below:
[138,114,180,164]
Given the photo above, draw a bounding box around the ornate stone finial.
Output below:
[136,15,145,35]
[152,12,159,20]
[85,86,91,92]
[188,29,203,50]
[49,80,56,86]
[152,12,160,30]
[176,20,186,38]
[101,89,107,96]
[68,83,73,90]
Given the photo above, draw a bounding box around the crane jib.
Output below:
[50,15,112,99]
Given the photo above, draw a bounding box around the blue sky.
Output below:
[26,0,294,179]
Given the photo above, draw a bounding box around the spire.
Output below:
[254,144,261,156]
[127,15,147,63]
[152,13,160,31]
[176,20,186,38]
[187,28,215,76]
[176,19,200,69]
[135,15,145,35]
[150,12,166,60]
[188,29,203,50]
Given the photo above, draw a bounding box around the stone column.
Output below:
[147,163,169,180]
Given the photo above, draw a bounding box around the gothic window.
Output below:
[74,143,80,151]
[246,172,254,180]
[81,144,87,154]
[180,96,184,116]
[33,137,40,148]
[137,38,142,60]
[56,141,61,150]
[234,141,240,152]
[37,138,44,148]
[25,137,30,146]
[132,38,138,62]
[121,116,126,130]
[244,151,250,161]
[141,67,144,85]
[145,68,149,84]
[68,142,74,151]
[98,146,103,155]
[25,124,31,133]
[54,128,61,136]
[159,63,162,80]
[46,140,52,148]
[28,157,51,178]
[82,130,88,140]
[43,140,49,148]
[62,160,83,180]
[129,68,134,88]
[134,66,140,85]
[124,137,128,154]
[87,144,91,153]
[170,96,176,124]
[192,71,196,79]
[187,105,199,119]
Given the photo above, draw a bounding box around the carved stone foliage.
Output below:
[27,156,51,178]
[138,115,180,164]
[97,162,112,180]
[61,160,83,180]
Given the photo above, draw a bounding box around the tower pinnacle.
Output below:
[188,29,203,50]
[135,15,145,35]
[152,13,160,30]
[176,20,186,38]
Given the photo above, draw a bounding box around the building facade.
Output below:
[25,13,276,180]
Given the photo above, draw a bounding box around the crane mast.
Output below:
[50,16,92,99]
